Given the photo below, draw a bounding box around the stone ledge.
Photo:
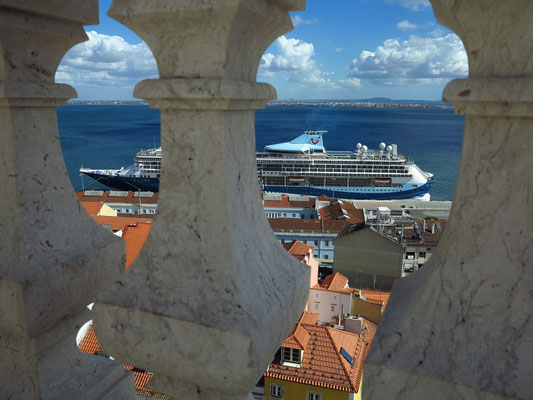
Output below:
[444,77,533,116]
[135,78,277,110]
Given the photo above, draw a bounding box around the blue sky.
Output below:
[57,0,468,101]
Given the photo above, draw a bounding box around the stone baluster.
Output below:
[364,1,533,399]
[0,2,133,398]
[93,1,308,399]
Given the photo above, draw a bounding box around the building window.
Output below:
[314,240,318,246]
[307,391,322,400]
[325,240,330,247]
[406,252,415,260]
[419,251,426,258]
[331,304,336,312]
[314,302,319,310]
[281,239,285,244]
[282,347,301,363]
[270,384,283,398]
[292,213,297,217]
[324,254,329,260]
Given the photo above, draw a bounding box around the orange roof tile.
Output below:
[123,222,152,270]
[282,240,314,262]
[76,190,158,204]
[78,324,101,355]
[282,323,310,350]
[318,200,364,224]
[320,272,349,292]
[298,311,319,325]
[81,202,102,215]
[266,322,371,393]
[79,326,169,398]
[92,216,152,231]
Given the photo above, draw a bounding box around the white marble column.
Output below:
[93,1,309,399]
[0,2,133,399]
[364,1,533,399]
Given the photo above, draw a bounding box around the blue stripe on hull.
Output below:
[82,173,159,192]
[263,181,434,200]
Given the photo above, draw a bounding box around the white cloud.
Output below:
[397,20,418,30]
[56,31,158,94]
[291,15,317,26]
[335,48,344,53]
[259,36,331,86]
[385,0,430,11]
[339,78,362,89]
[347,33,468,86]
[430,27,446,37]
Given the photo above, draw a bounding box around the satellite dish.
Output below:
[362,145,368,152]
[386,145,392,153]
[356,143,362,149]
[379,142,386,150]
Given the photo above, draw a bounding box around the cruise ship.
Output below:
[80,147,161,192]
[257,130,435,200]
[80,131,435,200]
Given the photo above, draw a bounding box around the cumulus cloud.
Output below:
[347,33,468,86]
[56,31,158,90]
[397,20,417,30]
[259,35,331,85]
[385,0,430,11]
[291,15,317,26]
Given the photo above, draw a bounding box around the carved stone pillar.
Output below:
[0,2,133,398]
[364,2,533,399]
[93,1,308,399]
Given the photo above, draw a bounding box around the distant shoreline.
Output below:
[67,99,453,110]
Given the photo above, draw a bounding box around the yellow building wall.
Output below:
[97,203,118,217]
[351,296,382,324]
[264,376,361,400]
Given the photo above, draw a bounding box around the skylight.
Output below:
[340,347,354,365]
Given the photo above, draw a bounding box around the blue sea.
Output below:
[57,105,464,201]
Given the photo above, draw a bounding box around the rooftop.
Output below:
[265,318,376,393]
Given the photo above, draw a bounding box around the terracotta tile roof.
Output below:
[78,324,101,355]
[123,222,152,270]
[265,323,370,393]
[263,194,316,209]
[76,190,158,204]
[318,200,364,224]
[282,323,310,350]
[356,289,391,312]
[81,202,102,215]
[282,240,314,261]
[78,325,169,398]
[92,216,153,231]
[268,218,350,234]
[322,272,348,291]
[311,272,353,294]
[298,311,319,325]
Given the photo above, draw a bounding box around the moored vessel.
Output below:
[257,130,435,200]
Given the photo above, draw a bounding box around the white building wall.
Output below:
[309,289,351,324]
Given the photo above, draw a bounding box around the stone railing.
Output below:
[1,0,531,399]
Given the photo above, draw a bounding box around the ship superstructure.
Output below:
[257,130,435,200]
[80,147,161,192]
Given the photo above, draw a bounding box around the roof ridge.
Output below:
[325,327,353,389]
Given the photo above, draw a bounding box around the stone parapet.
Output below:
[93,1,309,399]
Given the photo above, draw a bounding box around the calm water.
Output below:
[57,105,464,201]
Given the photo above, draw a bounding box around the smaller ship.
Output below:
[80,147,161,192]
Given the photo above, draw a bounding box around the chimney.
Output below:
[423,219,427,232]
[432,222,435,234]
